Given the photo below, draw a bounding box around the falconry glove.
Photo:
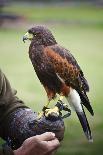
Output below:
[0,69,65,150]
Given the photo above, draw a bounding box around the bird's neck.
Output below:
[29,42,44,64]
[30,37,57,47]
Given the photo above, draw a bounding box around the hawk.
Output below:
[23,26,94,142]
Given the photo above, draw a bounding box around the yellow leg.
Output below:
[44,96,64,118]
[44,95,69,118]
[44,101,50,108]
[38,100,50,119]
[59,95,69,109]
[59,95,64,101]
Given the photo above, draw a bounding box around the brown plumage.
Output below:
[23,26,94,142]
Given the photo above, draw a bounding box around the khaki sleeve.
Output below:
[0,69,28,125]
[0,145,14,155]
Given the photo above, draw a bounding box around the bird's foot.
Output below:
[38,101,71,120]
[44,106,59,118]
[56,100,71,119]
[57,99,69,110]
[37,106,49,119]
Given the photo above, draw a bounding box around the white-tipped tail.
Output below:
[66,88,93,142]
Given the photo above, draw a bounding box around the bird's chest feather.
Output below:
[29,44,62,91]
[29,44,53,74]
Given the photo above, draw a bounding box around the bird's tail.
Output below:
[76,106,93,142]
[78,91,94,116]
[66,88,93,142]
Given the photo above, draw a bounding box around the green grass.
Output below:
[4,3,103,27]
[1,3,103,155]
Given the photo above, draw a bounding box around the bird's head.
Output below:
[23,26,57,46]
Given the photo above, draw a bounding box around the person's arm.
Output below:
[0,145,14,155]
[0,69,64,155]
[0,69,28,126]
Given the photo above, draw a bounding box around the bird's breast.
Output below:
[29,47,52,71]
[29,45,45,67]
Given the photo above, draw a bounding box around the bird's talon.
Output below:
[62,110,71,119]
[44,107,59,118]
[56,100,69,111]
[42,106,49,112]
[63,103,68,108]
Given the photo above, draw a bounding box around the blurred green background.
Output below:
[0,0,103,155]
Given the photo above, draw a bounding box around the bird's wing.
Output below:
[44,45,87,91]
[44,45,94,115]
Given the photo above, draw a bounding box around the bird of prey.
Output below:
[23,26,94,142]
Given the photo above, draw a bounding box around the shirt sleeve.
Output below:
[0,69,28,125]
[0,145,14,155]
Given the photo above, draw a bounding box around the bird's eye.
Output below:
[34,34,37,37]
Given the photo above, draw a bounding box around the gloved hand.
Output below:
[0,69,65,150]
[2,107,64,150]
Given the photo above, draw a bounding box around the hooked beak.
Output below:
[23,32,33,43]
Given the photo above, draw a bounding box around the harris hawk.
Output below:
[23,26,94,142]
